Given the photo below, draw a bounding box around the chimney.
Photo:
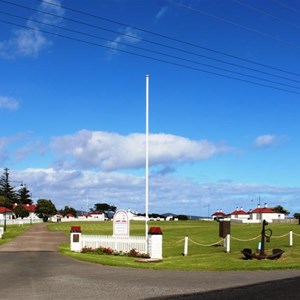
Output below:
[264,203,268,208]
[257,204,261,208]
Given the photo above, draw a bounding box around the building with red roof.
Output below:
[229,207,250,221]
[13,203,40,223]
[227,203,286,223]
[1,204,40,224]
[211,209,228,221]
[0,206,14,221]
[250,203,285,223]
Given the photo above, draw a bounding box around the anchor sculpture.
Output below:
[241,220,284,260]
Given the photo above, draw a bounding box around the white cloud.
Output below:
[0,96,19,110]
[0,132,45,165]
[105,27,141,57]
[0,137,11,163]
[154,6,168,22]
[50,130,231,171]
[254,134,284,148]
[14,167,300,215]
[0,0,64,58]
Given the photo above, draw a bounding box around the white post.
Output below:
[145,74,149,240]
[70,226,82,252]
[183,236,188,256]
[290,230,293,247]
[70,232,82,252]
[148,227,163,259]
[226,234,230,253]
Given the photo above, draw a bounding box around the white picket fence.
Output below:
[81,235,147,253]
[0,218,43,226]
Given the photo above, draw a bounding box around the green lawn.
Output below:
[48,220,300,271]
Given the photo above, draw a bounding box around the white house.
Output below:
[126,209,146,221]
[52,210,107,222]
[13,203,39,222]
[211,209,227,220]
[250,203,285,223]
[229,207,250,221]
[0,206,14,221]
[89,211,106,221]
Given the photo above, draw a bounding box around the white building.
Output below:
[211,209,227,221]
[0,206,13,220]
[229,207,250,221]
[250,203,285,223]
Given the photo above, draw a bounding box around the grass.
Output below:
[0,224,30,246]
[47,220,300,271]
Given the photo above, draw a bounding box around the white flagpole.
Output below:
[145,74,149,240]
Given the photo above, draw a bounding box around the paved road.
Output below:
[0,224,300,299]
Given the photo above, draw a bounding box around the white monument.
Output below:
[113,209,130,237]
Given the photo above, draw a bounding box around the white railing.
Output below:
[0,218,43,226]
[81,235,147,254]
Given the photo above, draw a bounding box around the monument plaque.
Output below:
[113,209,130,237]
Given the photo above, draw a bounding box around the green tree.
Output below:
[13,205,30,219]
[176,214,188,220]
[17,185,32,205]
[0,195,12,208]
[271,205,290,215]
[35,199,57,222]
[294,213,300,219]
[93,203,117,212]
[0,168,17,205]
[60,206,77,217]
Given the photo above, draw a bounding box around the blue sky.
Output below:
[1,0,300,216]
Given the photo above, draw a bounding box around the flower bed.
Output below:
[81,246,149,258]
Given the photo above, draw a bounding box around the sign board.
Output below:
[113,209,130,237]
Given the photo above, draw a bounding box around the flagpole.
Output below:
[145,74,149,240]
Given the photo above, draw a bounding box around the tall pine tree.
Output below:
[0,168,17,208]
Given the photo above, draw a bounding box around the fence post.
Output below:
[183,236,188,256]
[226,234,230,253]
[70,226,82,252]
[290,230,293,247]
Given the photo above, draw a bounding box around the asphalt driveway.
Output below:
[0,224,300,299]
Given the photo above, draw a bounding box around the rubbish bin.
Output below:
[219,220,230,238]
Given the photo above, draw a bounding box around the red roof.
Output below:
[66,213,75,217]
[80,213,91,217]
[230,209,248,215]
[212,211,227,217]
[91,210,104,215]
[0,206,12,213]
[251,207,275,214]
[13,204,36,212]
